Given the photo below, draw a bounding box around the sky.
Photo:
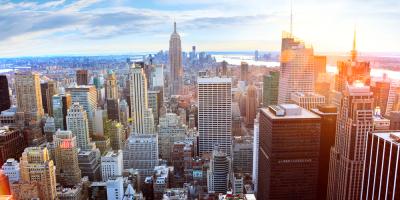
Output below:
[0,0,399,57]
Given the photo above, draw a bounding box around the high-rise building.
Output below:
[169,22,183,95]
[66,85,97,135]
[314,55,327,82]
[371,81,390,115]
[106,120,125,151]
[245,83,258,127]
[198,77,232,156]
[66,103,91,150]
[105,71,118,100]
[106,176,124,200]
[384,81,400,116]
[0,126,26,165]
[158,113,187,162]
[53,130,81,186]
[2,158,20,184]
[207,148,231,194]
[334,31,370,93]
[240,62,249,82]
[76,70,89,85]
[0,75,11,112]
[15,71,44,121]
[129,62,154,134]
[232,136,253,174]
[311,105,338,200]
[148,90,162,125]
[361,131,400,199]
[290,92,325,110]
[78,149,101,181]
[221,60,228,76]
[327,83,374,200]
[101,150,123,181]
[278,32,315,104]
[152,64,164,89]
[123,134,159,178]
[252,115,260,193]
[389,111,400,130]
[262,71,280,107]
[20,147,57,200]
[107,99,120,121]
[52,93,72,130]
[44,117,56,142]
[40,81,57,116]
[257,104,321,199]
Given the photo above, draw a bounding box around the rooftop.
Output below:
[262,104,320,119]
[198,77,232,84]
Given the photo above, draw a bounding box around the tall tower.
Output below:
[129,62,154,134]
[207,148,231,194]
[15,71,44,120]
[66,103,91,150]
[53,130,81,186]
[105,71,118,100]
[169,22,183,95]
[40,81,57,116]
[278,33,315,104]
[327,83,374,200]
[245,83,257,127]
[20,147,57,200]
[0,75,11,112]
[198,77,232,156]
[76,69,89,85]
[52,93,72,130]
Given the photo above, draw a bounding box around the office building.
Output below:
[106,176,124,200]
[148,90,162,125]
[0,127,26,165]
[106,120,125,151]
[327,83,374,200]
[40,81,57,116]
[44,117,56,142]
[240,62,249,82]
[278,33,315,104]
[198,77,232,156]
[252,115,259,192]
[152,64,164,88]
[66,85,97,135]
[245,83,258,127]
[107,99,120,121]
[76,70,89,85]
[0,75,11,112]
[207,148,231,194]
[105,71,118,100]
[384,81,400,116]
[314,55,327,82]
[2,158,20,184]
[78,149,101,181]
[129,62,154,134]
[19,147,57,200]
[257,104,321,199]
[290,92,325,110]
[101,150,123,181]
[52,93,72,130]
[232,136,253,174]
[15,71,44,121]
[158,113,187,162]
[389,111,400,130]
[169,22,183,95]
[263,71,279,107]
[311,105,338,200]
[53,130,81,186]
[361,131,400,199]
[56,185,82,200]
[123,134,159,178]
[371,81,390,115]
[66,103,91,150]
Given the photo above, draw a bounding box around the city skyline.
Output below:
[0,0,400,57]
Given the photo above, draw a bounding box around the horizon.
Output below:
[1,0,400,57]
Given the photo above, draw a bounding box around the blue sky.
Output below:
[0,0,399,57]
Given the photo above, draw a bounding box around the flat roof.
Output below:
[197,77,232,84]
[261,106,320,120]
[373,131,400,144]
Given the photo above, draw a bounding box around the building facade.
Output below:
[169,22,183,95]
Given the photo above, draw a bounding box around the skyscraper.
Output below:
[207,147,231,194]
[40,81,57,116]
[15,71,44,121]
[0,126,27,165]
[0,75,10,112]
[361,131,400,200]
[52,93,72,130]
[101,150,123,181]
[169,22,183,95]
[198,77,232,156]
[20,147,57,200]
[76,69,89,85]
[278,32,315,104]
[257,104,321,199]
[66,103,91,150]
[65,85,97,135]
[327,83,374,200]
[245,83,258,127]
[129,62,154,134]
[158,113,187,162]
[105,71,118,100]
[240,62,249,82]
[263,71,280,107]
[53,130,81,186]
[371,81,390,115]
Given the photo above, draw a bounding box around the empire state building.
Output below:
[169,22,183,95]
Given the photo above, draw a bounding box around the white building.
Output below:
[252,115,259,192]
[198,77,232,156]
[65,85,97,135]
[94,109,105,136]
[152,65,164,88]
[106,176,124,200]
[67,103,90,150]
[101,150,123,181]
[1,158,20,183]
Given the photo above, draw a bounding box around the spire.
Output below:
[174,21,177,33]
[351,27,357,61]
